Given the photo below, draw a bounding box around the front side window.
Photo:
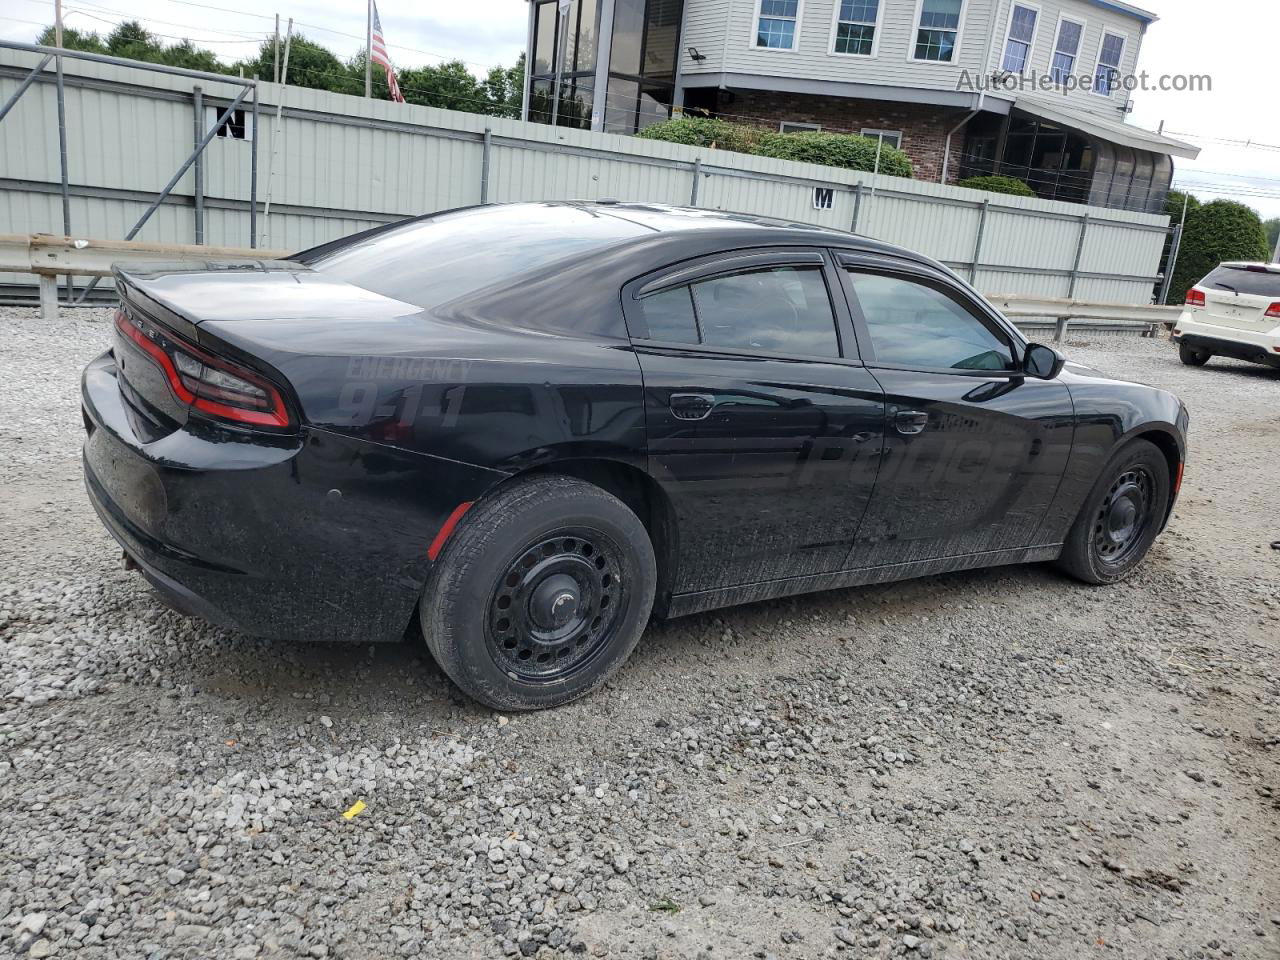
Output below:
[1093,32,1125,96]
[833,0,879,56]
[637,265,840,357]
[1001,3,1038,74]
[756,0,800,49]
[1051,17,1084,85]
[914,0,962,62]
[846,271,1014,371]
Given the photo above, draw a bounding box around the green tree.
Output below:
[1265,217,1280,255]
[36,26,106,53]
[1169,199,1271,304]
[237,35,358,93]
[481,54,525,119]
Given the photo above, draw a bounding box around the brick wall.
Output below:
[709,91,968,185]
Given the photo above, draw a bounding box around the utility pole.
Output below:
[272,14,280,85]
[364,0,372,98]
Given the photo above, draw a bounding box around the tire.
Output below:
[1178,342,1211,366]
[420,476,656,711]
[1056,438,1171,585]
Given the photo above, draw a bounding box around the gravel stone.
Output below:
[2,310,1278,958]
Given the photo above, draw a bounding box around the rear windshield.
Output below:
[297,204,650,310]
[1199,265,1280,297]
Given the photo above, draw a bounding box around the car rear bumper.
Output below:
[82,349,505,643]
[1172,316,1280,366]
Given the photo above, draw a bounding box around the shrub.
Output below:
[635,116,763,154]
[756,131,913,177]
[1169,200,1271,305]
[957,175,1036,197]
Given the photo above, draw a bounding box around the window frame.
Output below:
[1049,13,1087,86]
[621,247,860,364]
[750,0,805,52]
[780,121,822,133]
[1091,29,1126,98]
[828,0,883,58]
[860,128,902,150]
[908,0,967,64]
[834,252,1028,376]
[999,1,1040,76]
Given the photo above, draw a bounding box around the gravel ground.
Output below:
[2,306,1278,960]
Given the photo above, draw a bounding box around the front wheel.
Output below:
[1056,439,1172,585]
[1178,342,1211,366]
[420,476,656,710]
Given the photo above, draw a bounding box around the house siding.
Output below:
[681,0,1148,118]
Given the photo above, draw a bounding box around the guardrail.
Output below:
[988,294,1181,341]
[4,234,1181,340]
[0,234,286,320]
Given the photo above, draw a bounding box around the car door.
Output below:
[622,248,887,594]
[835,252,1076,569]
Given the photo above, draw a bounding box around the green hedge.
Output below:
[957,175,1036,197]
[1168,200,1271,305]
[636,118,913,178]
[635,116,764,154]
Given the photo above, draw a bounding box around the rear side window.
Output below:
[297,204,649,311]
[847,271,1014,371]
[636,265,840,358]
[1199,265,1280,297]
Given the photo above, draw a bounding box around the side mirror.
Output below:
[1023,342,1065,380]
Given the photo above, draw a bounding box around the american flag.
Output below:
[370,1,406,103]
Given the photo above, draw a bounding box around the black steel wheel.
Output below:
[1091,466,1155,569]
[420,476,656,710]
[1057,438,1172,584]
[486,530,625,683]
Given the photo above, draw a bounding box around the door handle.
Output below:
[669,393,716,421]
[893,409,929,436]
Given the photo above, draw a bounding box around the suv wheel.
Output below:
[1178,342,1211,366]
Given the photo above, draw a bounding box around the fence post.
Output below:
[480,126,492,204]
[850,182,864,233]
[690,158,701,206]
[969,199,989,283]
[1054,316,1070,343]
[1158,222,1182,305]
[1067,213,1089,298]
[54,47,72,302]
[193,86,205,244]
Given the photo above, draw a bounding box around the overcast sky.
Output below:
[3,0,1277,220]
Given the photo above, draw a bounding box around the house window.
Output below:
[1000,3,1038,74]
[1093,31,1125,96]
[780,121,821,132]
[913,0,962,62]
[1050,17,1084,85]
[832,0,879,56]
[861,128,902,150]
[755,0,800,50]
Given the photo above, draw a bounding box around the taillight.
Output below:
[1185,289,1205,307]
[114,309,291,428]
[1265,302,1280,319]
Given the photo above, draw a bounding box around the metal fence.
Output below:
[0,43,1173,304]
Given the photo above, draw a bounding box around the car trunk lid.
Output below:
[1194,264,1280,333]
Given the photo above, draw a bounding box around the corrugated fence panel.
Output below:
[0,47,1172,306]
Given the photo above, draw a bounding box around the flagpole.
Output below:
[364,0,373,98]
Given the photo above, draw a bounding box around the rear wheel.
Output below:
[1178,342,1211,366]
[1056,439,1171,585]
[420,476,656,710]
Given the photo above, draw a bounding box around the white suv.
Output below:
[1171,262,1280,370]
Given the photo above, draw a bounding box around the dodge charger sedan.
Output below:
[83,202,1189,709]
